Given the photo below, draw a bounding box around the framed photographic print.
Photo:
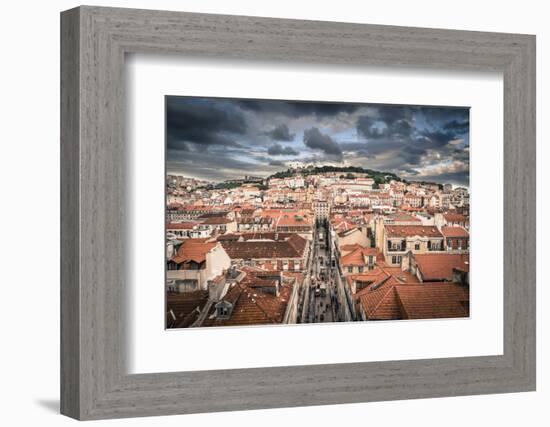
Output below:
[61,6,536,420]
[164,96,472,329]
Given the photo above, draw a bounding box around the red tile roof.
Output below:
[221,234,307,260]
[385,225,443,238]
[348,268,392,289]
[441,226,469,238]
[216,233,241,241]
[276,213,313,227]
[386,213,421,223]
[202,280,293,327]
[350,265,420,297]
[444,213,468,223]
[166,290,209,328]
[359,282,469,320]
[331,219,357,232]
[413,253,470,281]
[377,267,420,284]
[287,233,308,254]
[359,281,404,320]
[171,240,218,264]
[395,283,469,319]
[341,247,381,266]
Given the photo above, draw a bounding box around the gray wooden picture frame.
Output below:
[60,5,536,421]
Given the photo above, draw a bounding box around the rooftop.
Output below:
[359,282,469,320]
[341,246,382,267]
[413,253,470,281]
[386,212,422,223]
[221,234,307,260]
[202,279,293,327]
[441,226,470,238]
[276,214,313,227]
[171,240,218,264]
[166,290,209,328]
[444,212,469,223]
[385,225,443,238]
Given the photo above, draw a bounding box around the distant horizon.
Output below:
[166,96,470,187]
[167,168,470,191]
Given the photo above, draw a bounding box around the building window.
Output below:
[414,242,420,251]
[358,266,364,273]
[391,256,402,265]
[348,266,353,273]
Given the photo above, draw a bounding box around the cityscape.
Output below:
[165,97,470,328]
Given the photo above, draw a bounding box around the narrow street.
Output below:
[305,223,343,323]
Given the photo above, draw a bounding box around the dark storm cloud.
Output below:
[167,148,280,182]
[357,105,469,141]
[357,106,415,140]
[166,97,470,186]
[264,124,295,141]
[419,106,469,123]
[419,130,457,147]
[303,127,343,160]
[413,170,470,186]
[443,119,470,133]
[237,99,359,118]
[166,97,247,150]
[400,168,420,176]
[352,105,470,177]
[267,143,298,156]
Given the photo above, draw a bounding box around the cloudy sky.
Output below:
[166,96,470,186]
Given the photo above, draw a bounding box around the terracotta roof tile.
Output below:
[341,247,381,266]
[441,226,469,238]
[221,234,307,260]
[202,280,293,327]
[166,290,209,328]
[444,213,468,223]
[359,282,469,320]
[385,225,443,238]
[414,253,470,281]
[171,240,218,264]
[386,213,421,223]
[395,283,469,319]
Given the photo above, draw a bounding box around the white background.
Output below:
[129,56,503,373]
[0,1,547,426]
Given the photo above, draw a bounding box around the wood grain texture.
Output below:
[60,7,80,419]
[60,6,536,420]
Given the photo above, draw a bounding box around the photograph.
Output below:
[165,96,470,328]
[2,1,539,423]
